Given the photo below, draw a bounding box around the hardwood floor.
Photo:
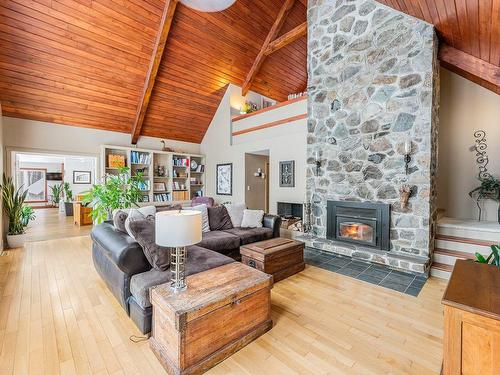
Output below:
[25,208,91,243]
[0,235,446,374]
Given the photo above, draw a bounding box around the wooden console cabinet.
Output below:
[442,260,500,375]
[150,262,273,374]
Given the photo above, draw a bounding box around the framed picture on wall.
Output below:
[17,168,47,202]
[73,171,91,184]
[279,161,295,187]
[216,163,232,195]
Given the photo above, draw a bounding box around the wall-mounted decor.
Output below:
[216,163,232,195]
[279,161,295,187]
[73,171,91,184]
[17,168,47,202]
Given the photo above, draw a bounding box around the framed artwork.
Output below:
[73,171,91,184]
[17,168,47,202]
[153,182,167,191]
[216,163,232,196]
[279,161,295,187]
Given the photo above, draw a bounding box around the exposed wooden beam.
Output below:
[297,0,308,7]
[131,0,179,144]
[241,0,296,96]
[265,22,307,56]
[439,43,500,95]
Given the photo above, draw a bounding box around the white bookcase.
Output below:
[101,145,205,206]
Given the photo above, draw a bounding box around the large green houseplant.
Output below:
[475,245,500,266]
[50,183,63,207]
[0,174,36,248]
[82,167,145,224]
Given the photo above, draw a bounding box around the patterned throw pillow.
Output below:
[189,204,211,233]
[113,210,128,233]
[124,206,157,239]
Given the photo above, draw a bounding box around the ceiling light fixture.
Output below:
[179,0,236,12]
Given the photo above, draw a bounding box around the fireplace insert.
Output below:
[327,201,390,250]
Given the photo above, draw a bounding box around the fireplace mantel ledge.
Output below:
[297,233,430,275]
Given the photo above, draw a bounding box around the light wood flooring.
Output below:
[0,234,447,374]
[25,208,91,243]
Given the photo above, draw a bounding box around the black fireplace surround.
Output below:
[327,201,390,251]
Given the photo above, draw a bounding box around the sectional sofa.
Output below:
[90,212,281,333]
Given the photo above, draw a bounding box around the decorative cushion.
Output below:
[129,245,234,309]
[113,210,128,233]
[207,205,233,231]
[197,231,240,252]
[128,216,170,271]
[224,203,246,227]
[189,204,210,233]
[223,227,273,245]
[124,206,157,239]
[157,204,183,212]
[240,209,264,228]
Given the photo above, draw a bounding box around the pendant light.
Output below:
[180,0,236,12]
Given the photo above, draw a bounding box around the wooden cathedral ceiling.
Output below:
[0,0,307,144]
[0,1,498,144]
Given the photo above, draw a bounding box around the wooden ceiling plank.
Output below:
[478,0,493,61]
[241,0,296,96]
[491,0,500,65]
[464,0,481,58]
[265,22,307,56]
[439,43,500,94]
[131,0,178,144]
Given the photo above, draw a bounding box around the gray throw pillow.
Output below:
[207,205,233,231]
[128,216,170,271]
[113,210,128,233]
[157,204,183,212]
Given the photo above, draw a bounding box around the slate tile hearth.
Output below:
[304,248,426,296]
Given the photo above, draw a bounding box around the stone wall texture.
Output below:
[306,0,439,273]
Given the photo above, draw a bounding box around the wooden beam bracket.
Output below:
[131,0,179,144]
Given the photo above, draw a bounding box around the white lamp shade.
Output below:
[155,210,202,247]
[180,0,236,12]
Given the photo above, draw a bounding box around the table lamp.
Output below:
[156,210,202,292]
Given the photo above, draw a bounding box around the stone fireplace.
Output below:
[301,0,440,274]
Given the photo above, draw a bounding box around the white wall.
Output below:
[64,156,97,196]
[3,117,201,177]
[437,68,500,221]
[201,84,307,214]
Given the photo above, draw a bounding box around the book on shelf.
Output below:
[193,164,205,173]
[137,180,150,191]
[173,157,189,167]
[131,151,151,165]
[154,192,171,202]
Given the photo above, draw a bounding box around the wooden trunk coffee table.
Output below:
[149,262,273,375]
[240,238,305,282]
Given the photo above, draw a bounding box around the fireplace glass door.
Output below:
[336,217,377,247]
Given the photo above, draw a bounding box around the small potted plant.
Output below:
[82,167,145,224]
[63,182,74,216]
[50,183,63,207]
[469,176,500,223]
[0,174,36,248]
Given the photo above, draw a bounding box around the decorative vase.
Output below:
[7,234,26,249]
[64,202,74,216]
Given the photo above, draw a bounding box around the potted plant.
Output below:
[50,183,63,207]
[469,176,500,223]
[82,167,145,224]
[63,182,74,216]
[0,174,36,248]
[475,245,500,266]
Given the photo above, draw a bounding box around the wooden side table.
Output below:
[73,202,93,226]
[150,262,273,375]
[240,238,305,282]
[442,260,500,375]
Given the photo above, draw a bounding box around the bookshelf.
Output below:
[101,145,205,205]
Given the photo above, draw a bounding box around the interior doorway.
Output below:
[245,150,270,212]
